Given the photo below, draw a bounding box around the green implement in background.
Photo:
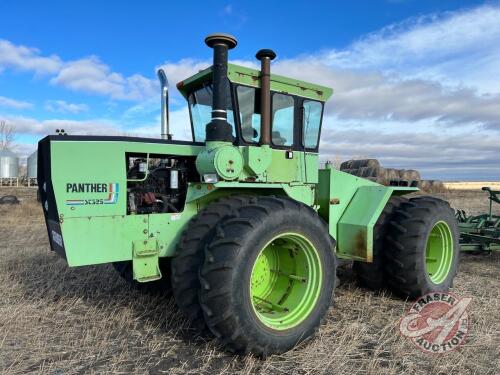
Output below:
[456,187,500,252]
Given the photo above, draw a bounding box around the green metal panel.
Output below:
[49,139,203,267]
[187,181,316,207]
[60,186,206,266]
[148,198,200,257]
[303,153,319,184]
[317,168,379,239]
[196,141,244,180]
[178,64,333,102]
[316,165,417,261]
[242,145,272,176]
[62,215,149,266]
[266,150,300,182]
[51,140,202,219]
[197,143,309,184]
[337,186,392,261]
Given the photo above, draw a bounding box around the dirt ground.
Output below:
[0,188,499,374]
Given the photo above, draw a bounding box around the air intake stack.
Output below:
[204,33,237,142]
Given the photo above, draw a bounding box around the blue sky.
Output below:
[0,0,499,180]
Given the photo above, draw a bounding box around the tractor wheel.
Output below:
[112,258,172,294]
[384,197,459,298]
[199,196,336,356]
[171,195,251,333]
[352,196,405,289]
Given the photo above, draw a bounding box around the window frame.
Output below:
[300,99,324,152]
[270,91,302,150]
[233,84,262,146]
[187,80,240,144]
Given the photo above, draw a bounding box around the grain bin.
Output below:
[27,150,37,178]
[0,148,19,177]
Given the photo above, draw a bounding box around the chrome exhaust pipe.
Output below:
[157,69,171,140]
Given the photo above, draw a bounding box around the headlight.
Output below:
[44,200,49,211]
[203,173,218,183]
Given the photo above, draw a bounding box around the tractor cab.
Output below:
[173,56,332,187]
[177,64,332,153]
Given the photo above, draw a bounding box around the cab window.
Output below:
[236,85,260,143]
[188,84,236,142]
[271,93,294,147]
[302,100,323,149]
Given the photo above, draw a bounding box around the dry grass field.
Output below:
[0,187,499,374]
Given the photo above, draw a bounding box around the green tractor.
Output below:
[37,34,459,356]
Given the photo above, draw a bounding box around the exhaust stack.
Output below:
[157,69,172,140]
[256,49,276,145]
[204,33,237,142]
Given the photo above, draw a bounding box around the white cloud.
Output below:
[122,103,192,141]
[44,100,88,114]
[0,96,33,109]
[122,98,159,119]
[50,57,157,100]
[157,59,210,96]
[0,39,62,74]
[278,60,500,129]
[319,119,500,180]
[326,6,500,67]
[9,141,40,159]
[322,4,500,93]
[0,40,157,101]
[1,114,120,136]
[0,107,191,141]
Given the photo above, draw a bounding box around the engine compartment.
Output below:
[126,153,197,214]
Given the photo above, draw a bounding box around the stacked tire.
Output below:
[340,159,382,182]
[339,159,421,187]
[418,179,446,192]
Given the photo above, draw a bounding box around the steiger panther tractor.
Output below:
[37,33,459,356]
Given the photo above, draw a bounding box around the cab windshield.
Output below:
[187,84,236,142]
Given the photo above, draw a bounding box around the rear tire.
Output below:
[170,195,251,333]
[352,196,405,289]
[384,197,459,298]
[199,196,336,356]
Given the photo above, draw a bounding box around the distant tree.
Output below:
[0,120,16,149]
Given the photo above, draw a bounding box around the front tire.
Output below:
[170,195,251,332]
[384,197,459,298]
[199,196,336,356]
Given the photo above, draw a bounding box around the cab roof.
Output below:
[176,63,333,102]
